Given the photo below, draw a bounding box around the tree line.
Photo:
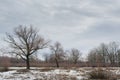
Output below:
[2,25,120,69]
[88,42,120,67]
[4,25,82,69]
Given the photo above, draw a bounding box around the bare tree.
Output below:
[50,42,65,68]
[87,42,120,67]
[68,48,82,64]
[96,43,109,65]
[106,42,119,65]
[5,25,49,69]
[87,48,98,66]
[117,49,120,66]
[87,48,103,67]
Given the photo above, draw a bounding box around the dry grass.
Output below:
[35,74,77,80]
[39,68,54,72]
[17,69,29,73]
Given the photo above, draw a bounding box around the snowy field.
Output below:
[0,67,120,80]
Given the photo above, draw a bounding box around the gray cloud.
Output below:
[0,0,120,56]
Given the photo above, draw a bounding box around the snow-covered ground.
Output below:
[0,69,84,80]
[0,67,120,80]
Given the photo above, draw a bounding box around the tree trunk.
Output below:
[74,59,77,64]
[55,58,59,68]
[26,56,30,69]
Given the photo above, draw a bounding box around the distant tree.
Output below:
[50,42,65,67]
[43,53,50,63]
[0,56,10,67]
[87,42,120,67]
[87,48,98,66]
[117,49,120,66]
[5,25,49,69]
[68,48,82,64]
[106,42,119,65]
[96,43,109,64]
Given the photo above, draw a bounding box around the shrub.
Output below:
[88,68,117,80]
[39,74,77,80]
[0,67,9,72]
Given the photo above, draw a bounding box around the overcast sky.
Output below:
[0,0,120,56]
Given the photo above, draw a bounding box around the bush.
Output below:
[38,74,77,80]
[17,69,29,73]
[0,67,9,72]
[88,68,117,80]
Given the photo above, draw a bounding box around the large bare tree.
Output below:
[5,26,49,69]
